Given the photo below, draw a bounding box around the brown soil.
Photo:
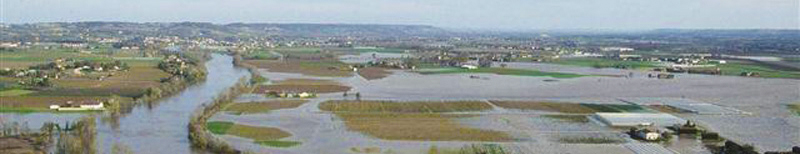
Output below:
[244,60,352,77]
[489,101,597,113]
[357,67,392,80]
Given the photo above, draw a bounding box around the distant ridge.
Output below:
[0,22,452,41]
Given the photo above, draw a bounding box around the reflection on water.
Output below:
[0,54,249,153]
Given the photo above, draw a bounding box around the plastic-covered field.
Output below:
[593,112,685,127]
[621,98,749,115]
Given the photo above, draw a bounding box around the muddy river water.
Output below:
[0,54,250,154]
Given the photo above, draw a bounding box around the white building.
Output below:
[461,65,478,69]
[79,102,104,110]
[298,92,313,98]
[637,130,661,141]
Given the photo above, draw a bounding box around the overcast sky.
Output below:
[2,0,798,30]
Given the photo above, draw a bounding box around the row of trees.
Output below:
[138,53,208,103]
[55,116,97,154]
[188,77,251,154]
[1,116,98,154]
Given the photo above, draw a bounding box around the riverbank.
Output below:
[1,54,251,153]
[0,51,209,113]
[188,77,251,153]
[186,53,259,153]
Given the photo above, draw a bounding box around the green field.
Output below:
[273,47,328,53]
[715,61,800,79]
[789,104,800,116]
[353,47,409,54]
[206,121,301,148]
[321,100,511,141]
[542,115,590,123]
[336,113,512,141]
[0,49,112,63]
[783,57,800,63]
[0,107,47,113]
[206,121,235,134]
[545,58,661,70]
[243,49,280,60]
[0,89,36,97]
[206,121,292,141]
[254,140,301,148]
[489,101,652,113]
[417,68,586,78]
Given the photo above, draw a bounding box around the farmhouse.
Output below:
[631,127,662,141]
[461,65,478,69]
[49,100,105,111]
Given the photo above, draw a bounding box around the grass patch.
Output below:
[0,107,47,113]
[206,121,234,134]
[490,101,597,113]
[545,57,661,70]
[226,124,292,141]
[350,147,382,153]
[490,101,650,113]
[323,100,510,141]
[0,49,112,63]
[337,113,512,141]
[0,89,36,97]
[223,100,308,114]
[207,121,292,141]
[715,61,800,79]
[353,47,409,54]
[542,115,589,123]
[418,67,586,78]
[320,100,493,113]
[254,140,301,148]
[244,49,280,60]
[274,47,328,53]
[558,137,625,144]
[788,104,800,116]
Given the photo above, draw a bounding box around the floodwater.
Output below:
[0,54,250,154]
[231,61,800,153]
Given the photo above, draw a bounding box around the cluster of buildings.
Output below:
[367,59,417,69]
[264,91,316,98]
[159,55,192,75]
[0,59,129,86]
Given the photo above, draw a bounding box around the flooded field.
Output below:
[213,60,800,153]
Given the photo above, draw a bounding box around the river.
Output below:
[0,54,250,154]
